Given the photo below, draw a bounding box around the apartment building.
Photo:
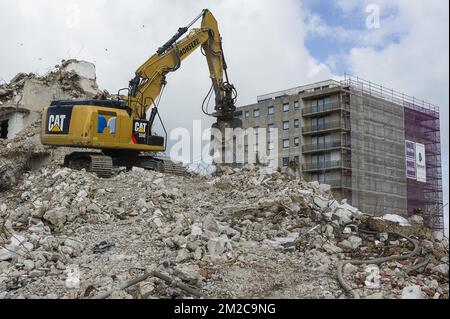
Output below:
[235,76,443,230]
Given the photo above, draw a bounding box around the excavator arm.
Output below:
[127,9,239,126]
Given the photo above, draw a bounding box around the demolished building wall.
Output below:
[0,59,101,140]
[0,60,103,190]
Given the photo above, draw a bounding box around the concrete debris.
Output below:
[432,231,444,242]
[65,265,81,289]
[332,209,353,226]
[338,236,362,251]
[401,285,424,299]
[433,264,449,277]
[0,161,447,299]
[364,265,381,289]
[380,214,410,227]
[0,249,12,262]
[343,263,358,276]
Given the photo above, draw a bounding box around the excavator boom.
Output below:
[128,9,240,126]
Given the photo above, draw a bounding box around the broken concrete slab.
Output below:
[332,208,353,225]
[0,249,12,262]
[313,196,329,210]
[401,285,424,299]
[433,264,449,277]
[338,236,362,251]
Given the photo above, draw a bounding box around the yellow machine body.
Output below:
[41,102,165,152]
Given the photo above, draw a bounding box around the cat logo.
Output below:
[134,122,147,136]
[48,115,66,133]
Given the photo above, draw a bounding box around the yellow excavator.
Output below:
[41,9,242,177]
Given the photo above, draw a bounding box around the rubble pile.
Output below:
[0,164,448,299]
[0,121,49,191]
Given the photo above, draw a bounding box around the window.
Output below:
[254,144,259,152]
[245,111,250,119]
[282,157,289,167]
[254,109,260,118]
[294,137,300,146]
[313,173,328,184]
[267,142,274,151]
[311,97,331,112]
[283,103,289,112]
[267,123,275,132]
[311,153,331,167]
[268,106,274,115]
[244,145,249,153]
[311,116,331,129]
[312,134,331,147]
[294,119,300,128]
[283,121,289,130]
[294,156,300,163]
[283,139,290,148]
[254,126,259,135]
[0,120,8,139]
[311,99,318,112]
[294,101,299,109]
[267,159,275,168]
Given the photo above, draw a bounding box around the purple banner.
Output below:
[406,159,416,179]
[405,140,415,159]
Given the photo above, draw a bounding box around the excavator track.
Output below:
[156,158,186,175]
[89,155,113,178]
[64,152,185,178]
[117,156,186,176]
[64,152,113,178]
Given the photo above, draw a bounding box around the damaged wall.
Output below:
[0,59,102,140]
[0,59,104,190]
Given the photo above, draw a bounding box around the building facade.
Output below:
[235,76,444,230]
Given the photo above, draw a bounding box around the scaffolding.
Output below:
[342,75,444,230]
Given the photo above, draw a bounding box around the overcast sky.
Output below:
[0,0,448,232]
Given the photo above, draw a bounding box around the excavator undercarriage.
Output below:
[63,151,186,178]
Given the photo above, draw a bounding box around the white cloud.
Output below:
[303,1,409,48]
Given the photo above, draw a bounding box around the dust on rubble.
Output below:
[0,162,448,299]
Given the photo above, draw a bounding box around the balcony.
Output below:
[302,141,350,153]
[302,102,349,117]
[302,160,352,172]
[302,121,350,135]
